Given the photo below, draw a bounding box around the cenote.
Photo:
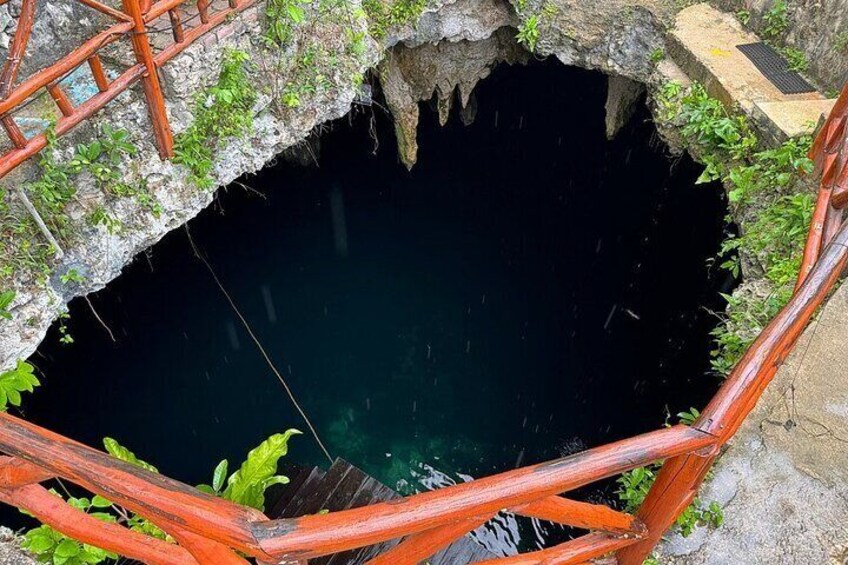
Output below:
[22,60,733,549]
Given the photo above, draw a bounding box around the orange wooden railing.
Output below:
[0,0,258,178]
[1,2,847,563]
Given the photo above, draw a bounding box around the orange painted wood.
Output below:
[122,0,174,159]
[169,8,186,43]
[812,87,848,171]
[616,446,718,565]
[255,426,714,559]
[795,177,833,289]
[513,496,645,536]
[0,0,34,98]
[153,0,258,64]
[48,83,75,117]
[823,204,844,246]
[77,0,133,22]
[166,524,250,564]
[197,0,210,23]
[0,456,53,487]
[0,21,132,117]
[0,412,272,559]
[87,55,110,92]
[0,483,196,565]
[475,532,638,565]
[1,116,26,148]
[365,516,491,565]
[0,64,144,178]
[697,218,848,442]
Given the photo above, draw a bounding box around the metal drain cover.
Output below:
[737,42,816,95]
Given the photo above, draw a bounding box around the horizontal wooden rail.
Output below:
[253,426,714,559]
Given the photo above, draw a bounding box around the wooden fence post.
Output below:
[615,446,718,565]
[121,0,174,159]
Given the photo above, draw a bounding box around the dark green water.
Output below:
[22,61,731,549]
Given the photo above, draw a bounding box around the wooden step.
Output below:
[267,459,498,565]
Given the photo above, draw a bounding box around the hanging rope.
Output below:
[185,226,334,464]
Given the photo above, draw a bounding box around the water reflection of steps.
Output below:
[267,458,498,564]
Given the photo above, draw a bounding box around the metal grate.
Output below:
[737,42,816,95]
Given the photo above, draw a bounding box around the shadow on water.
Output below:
[19,59,734,551]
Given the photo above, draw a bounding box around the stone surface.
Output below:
[605,74,646,139]
[659,281,848,565]
[0,528,37,564]
[669,3,823,111]
[713,0,848,93]
[669,3,837,143]
[752,98,837,145]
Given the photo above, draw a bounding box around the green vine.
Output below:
[174,49,257,189]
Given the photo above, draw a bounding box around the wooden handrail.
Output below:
[0,5,843,564]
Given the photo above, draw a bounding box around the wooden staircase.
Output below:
[267,459,498,564]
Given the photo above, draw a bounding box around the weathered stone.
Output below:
[605,74,645,139]
[379,26,528,168]
[659,281,848,565]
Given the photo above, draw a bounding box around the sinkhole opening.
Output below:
[22,59,735,548]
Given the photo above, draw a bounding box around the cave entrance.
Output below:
[26,60,731,551]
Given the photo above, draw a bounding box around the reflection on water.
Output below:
[24,61,730,551]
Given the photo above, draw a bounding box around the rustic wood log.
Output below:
[0,0,34,98]
[1,115,26,148]
[169,8,186,43]
[475,532,639,565]
[254,426,714,559]
[0,456,53,487]
[87,54,110,92]
[513,496,645,536]
[0,483,196,565]
[121,0,173,159]
[365,516,491,565]
[48,83,75,117]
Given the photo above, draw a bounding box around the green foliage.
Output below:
[780,46,808,73]
[362,0,427,39]
[650,48,665,64]
[1,124,148,286]
[835,32,848,52]
[264,0,308,45]
[657,82,814,377]
[516,15,540,51]
[0,289,14,320]
[0,360,40,410]
[221,429,301,510]
[280,45,333,109]
[174,49,257,189]
[762,0,789,39]
[617,412,723,538]
[736,9,750,26]
[24,521,117,565]
[103,437,159,473]
[89,206,121,235]
[60,269,85,285]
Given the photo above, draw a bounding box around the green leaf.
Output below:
[54,539,81,558]
[212,459,228,492]
[0,360,40,411]
[222,430,301,510]
[90,495,112,509]
[102,438,159,473]
[0,290,14,319]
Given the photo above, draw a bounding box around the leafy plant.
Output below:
[174,49,257,189]
[516,14,540,51]
[23,503,117,565]
[0,290,14,320]
[220,429,301,510]
[264,0,308,45]
[362,0,427,39]
[780,46,808,73]
[60,269,85,285]
[762,0,789,40]
[103,437,159,473]
[0,360,40,410]
[650,48,665,64]
[736,9,750,26]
